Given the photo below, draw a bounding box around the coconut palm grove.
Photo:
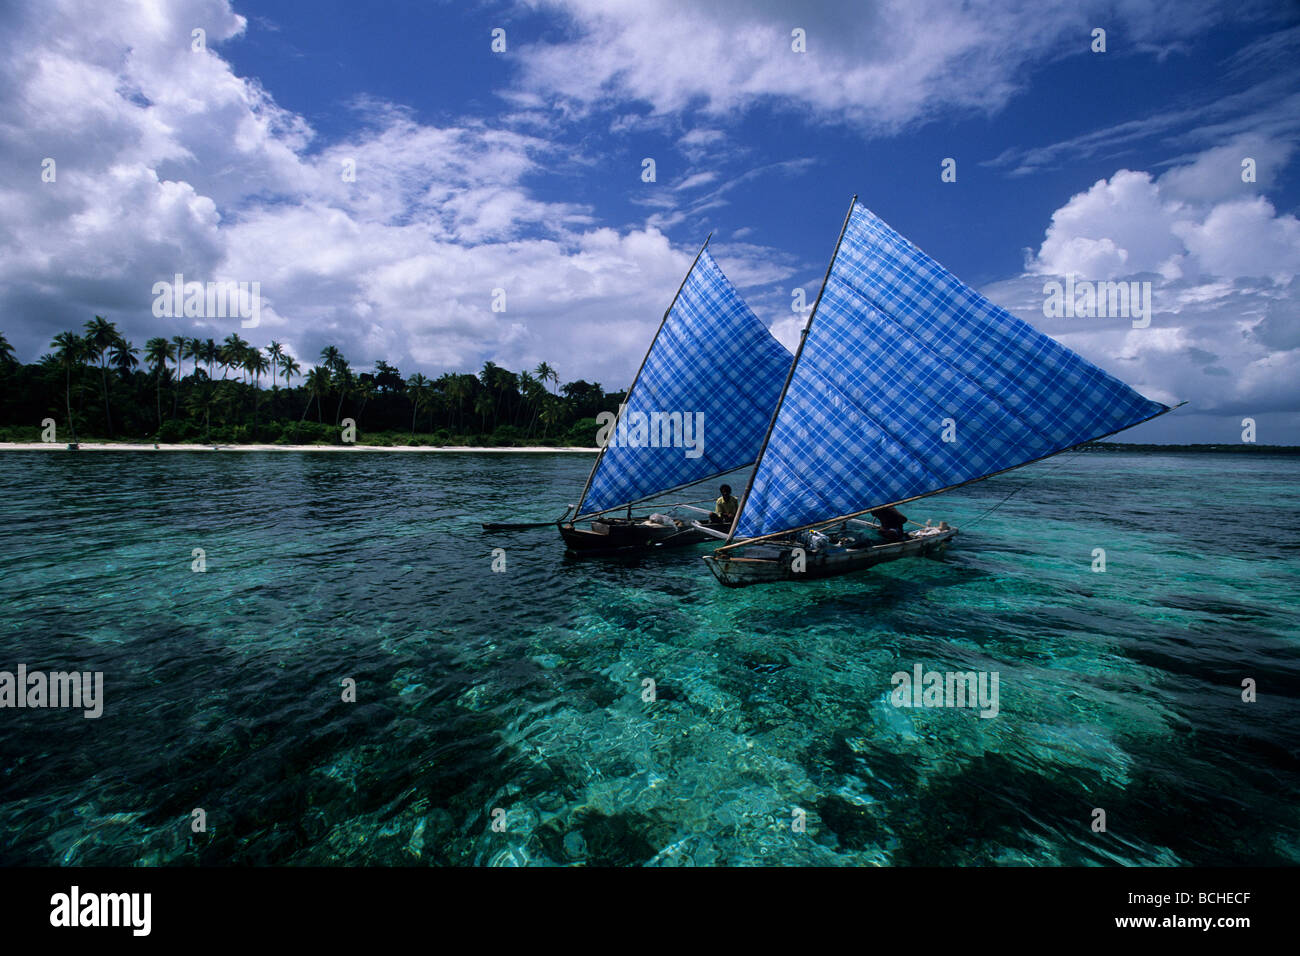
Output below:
[0,323,618,446]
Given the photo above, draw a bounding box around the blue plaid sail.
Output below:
[731,201,1168,541]
[578,249,792,517]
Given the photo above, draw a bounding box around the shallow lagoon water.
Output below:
[0,449,1297,866]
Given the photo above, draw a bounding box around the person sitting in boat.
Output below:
[871,505,908,542]
[710,485,739,525]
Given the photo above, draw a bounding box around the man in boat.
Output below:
[871,505,908,542]
[710,484,739,526]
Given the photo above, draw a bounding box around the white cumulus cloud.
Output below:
[990,146,1300,435]
[0,0,797,391]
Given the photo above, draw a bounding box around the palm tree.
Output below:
[169,335,190,418]
[185,379,215,442]
[83,315,118,436]
[498,368,519,426]
[374,360,401,394]
[0,333,15,418]
[201,338,218,378]
[213,380,241,430]
[331,359,351,425]
[52,331,85,443]
[246,350,269,438]
[280,356,301,390]
[110,337,139,376]
[481,361,516,431]
[474,390,493,434]
[519,370,543,436]
[406,373,430,435]
[170,335,190,380]
[445,374,470,432]
[220,334,249,380]
[302,367,330,423]
[535,361,558,396]
[245,349,269,390]
[144,337,173,429]
[539,394,563,438]
[265,342,285,403]
[314,345,346,424]
[355,379,376,427]
[235,347,246,383]
[189,337,204,379]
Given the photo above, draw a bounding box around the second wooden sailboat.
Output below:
[701,197,1176,586]
[558,237,793,555]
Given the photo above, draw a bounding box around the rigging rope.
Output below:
[961,446,1088,530]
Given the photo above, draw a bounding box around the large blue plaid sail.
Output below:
[577,248,792,517]
[730,200,1169,542]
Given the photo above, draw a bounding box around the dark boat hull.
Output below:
[559,516,724,555]
[702,527,957,586]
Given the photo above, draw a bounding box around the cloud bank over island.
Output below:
[1,0,1296,439]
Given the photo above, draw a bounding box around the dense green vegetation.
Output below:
[3,325,1291,452]
[0,323,620,446]
[1082,442,1299,453]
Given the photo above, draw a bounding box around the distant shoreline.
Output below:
[0,441,1294,455]
[0,442,599,453]
[1079,442,1300,454]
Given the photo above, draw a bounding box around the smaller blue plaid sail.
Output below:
[731,201,1169,541]
[578,249,792,517]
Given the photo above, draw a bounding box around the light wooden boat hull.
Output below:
[701,528,957,586]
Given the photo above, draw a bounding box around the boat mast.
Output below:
[724,195,857,544]
[572,232,712,519]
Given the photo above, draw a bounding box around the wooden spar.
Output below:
[572,233,713,519]
[725,195,858,544]
[482,505,574,531]
[714,400,1186,552]
[483,519,563,530]
[690,521,730,540]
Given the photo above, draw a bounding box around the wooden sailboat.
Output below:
[699,521,959,586]
[702,197,1176,586]
[557,237,793,555]
[558,511,722,554]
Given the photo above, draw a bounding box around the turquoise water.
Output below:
[0,449,1297,866]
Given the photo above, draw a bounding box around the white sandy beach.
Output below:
[0,442,599,453]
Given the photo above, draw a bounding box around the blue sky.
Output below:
[225,1,1300,286]
[2,0,1299,442]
